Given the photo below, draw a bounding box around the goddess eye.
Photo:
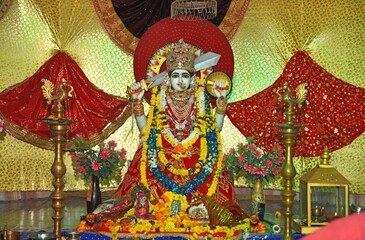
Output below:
[171,73,180,78]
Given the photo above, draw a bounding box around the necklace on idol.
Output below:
[166,88,195,122]
[140,82,223,198]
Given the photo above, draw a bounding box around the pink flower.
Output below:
[247,144,256,150]
[238,154,245,166]
[245,163,254,174]
[80,165,87,174]
[273,168,281,175]
[101,147,109,159]
[253,166,262,174]
[120,148,127,159]
[264,158,272,167]
[80,153,85,158]
[276,157,283,164]
[254,149,263,158]
[92,162,100,170]
[261,168,268,176]
[109,140,117,148]
[229,148,235,154]
[71,152,77,161]
[223,154,228,161]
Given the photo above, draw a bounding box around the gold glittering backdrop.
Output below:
[0,0,364,193]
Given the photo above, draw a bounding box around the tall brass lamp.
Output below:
[40,79,75,238]
[275,82,307,240]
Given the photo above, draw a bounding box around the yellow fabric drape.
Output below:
[0,0,364,193]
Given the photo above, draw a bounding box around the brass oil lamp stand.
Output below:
[275,122,302,240]
[40,80,74,239]
[40,105,74,238]
[275,82,307,240]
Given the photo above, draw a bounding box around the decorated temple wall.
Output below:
[0,0,364,194]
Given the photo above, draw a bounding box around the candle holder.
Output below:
[40,79,74,238]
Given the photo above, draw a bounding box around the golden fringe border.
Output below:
[0,103,132,150]
[92,0,250,55]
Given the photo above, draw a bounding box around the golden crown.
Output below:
[166,39,195,73]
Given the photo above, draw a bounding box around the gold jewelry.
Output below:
[167,90,195,121]
[133,100,144,116]
[216,96,228,114]
[166,39,195,73]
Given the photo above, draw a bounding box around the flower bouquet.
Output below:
[70,136,128,182]
[223,136,284,185]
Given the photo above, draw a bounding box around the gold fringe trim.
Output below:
[92,0,250,55]
[219,0,251,40]
[0,103,132,151]
[92,0,139,55]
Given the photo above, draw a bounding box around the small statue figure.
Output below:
[135,192,149,219]
[171,199,182,216]
[276,82,308,124]
[187,201,210,226]
[276,82,308,108]
[77,213,95,232]
[249,214,267,233]
[41,78,74,108]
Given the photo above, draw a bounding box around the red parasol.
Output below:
[0,51,130,150]
[227,51,365,157]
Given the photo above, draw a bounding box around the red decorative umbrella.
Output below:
[227,51,365,157]
[0,51,130,150]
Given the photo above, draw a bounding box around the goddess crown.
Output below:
[166,39,195,74]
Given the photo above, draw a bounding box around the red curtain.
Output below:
[111,0,231,39]
[0,51,130,149]
[227,51,365,157]
[93,0,249,55]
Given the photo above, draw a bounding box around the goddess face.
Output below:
[170,69,192,92]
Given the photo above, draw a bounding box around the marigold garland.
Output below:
[105,191,250,240]
[140,79,224,198]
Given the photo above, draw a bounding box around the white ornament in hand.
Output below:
[213,81,227,98]
[131,82,145,101]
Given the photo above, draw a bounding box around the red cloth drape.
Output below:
[0,51,130,149]
[227,51,365,157]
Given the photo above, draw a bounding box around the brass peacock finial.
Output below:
[276,82,308,124]
[41,78,74,118]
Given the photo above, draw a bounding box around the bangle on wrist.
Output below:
[133,101,144,116]
[216,96,228,114]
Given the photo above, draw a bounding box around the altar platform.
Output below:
[13,231,305,240]
[0,190,306,240]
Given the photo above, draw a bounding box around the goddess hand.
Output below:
[130,82,145,101]
[213,81,227,98]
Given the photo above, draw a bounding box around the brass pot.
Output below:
[311,205,325,222]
